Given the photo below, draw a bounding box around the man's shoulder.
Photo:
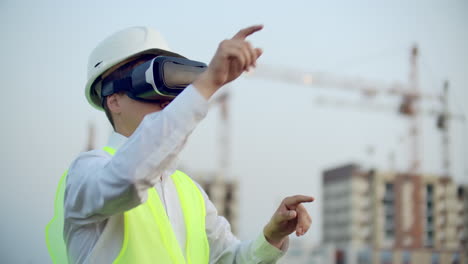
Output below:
[67,149,111,177]
[73,148,110,163]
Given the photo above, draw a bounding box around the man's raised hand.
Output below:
[193,25,263,99]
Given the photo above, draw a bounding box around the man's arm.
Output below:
[197,185,286,264]
[195,24,314,253]
[203,191,314,263]
[64,85,209,224]
[65,25,265,225]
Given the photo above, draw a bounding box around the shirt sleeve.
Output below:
[197,184,288,263]
[64,85,209,224]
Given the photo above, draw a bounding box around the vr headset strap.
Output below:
[101,77,132,97]
[101,76,166,104]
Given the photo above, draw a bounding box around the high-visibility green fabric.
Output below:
[45,170,69,264]
[45,146,209,264]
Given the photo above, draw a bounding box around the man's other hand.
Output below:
[263,195,314,249]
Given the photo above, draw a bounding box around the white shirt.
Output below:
[63,85,286,264]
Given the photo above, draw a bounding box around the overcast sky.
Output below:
[1,0,467,263]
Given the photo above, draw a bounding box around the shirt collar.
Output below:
[106,131,127,150]
[105,131,177,182]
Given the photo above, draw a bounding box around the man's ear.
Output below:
[160,100,171,109]
[106,93,122,114]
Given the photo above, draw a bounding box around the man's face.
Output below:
[116,94,171,134]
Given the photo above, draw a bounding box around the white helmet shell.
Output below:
[85,26,182,110]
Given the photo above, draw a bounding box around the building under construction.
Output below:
[322,164,467,264]
[191,171,239,234]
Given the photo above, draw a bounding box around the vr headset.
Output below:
[101,56,207,103]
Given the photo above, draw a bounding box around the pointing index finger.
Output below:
[283,195,315,208]
[232,25,264,40]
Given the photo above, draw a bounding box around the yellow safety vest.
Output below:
[45,146,210,263]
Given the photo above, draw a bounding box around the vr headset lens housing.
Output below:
[163,60,207,88]
[101,56,207,102]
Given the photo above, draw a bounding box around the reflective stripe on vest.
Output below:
[45,146,209,263]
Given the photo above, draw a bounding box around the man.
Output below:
[46,25,314,264]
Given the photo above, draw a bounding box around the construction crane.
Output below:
[85,121,96,151]
[246,45,465,177]
[312,80,465,177]
[213,90,231,181]
[195,88,238,233]
[435,81,466,177]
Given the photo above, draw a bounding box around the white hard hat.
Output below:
[85,26,183,111]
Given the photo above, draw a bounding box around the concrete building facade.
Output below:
[322,164,466,264]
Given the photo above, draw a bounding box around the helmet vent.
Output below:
[94,61,103,68]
